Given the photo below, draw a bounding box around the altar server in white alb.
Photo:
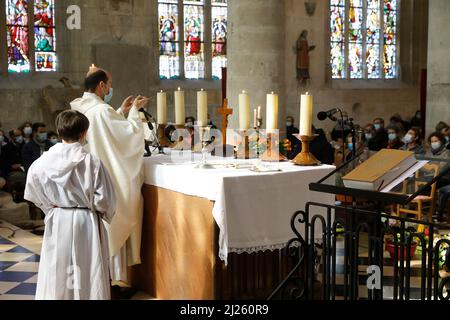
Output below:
[25,110,116,300]
[71,65,149,285]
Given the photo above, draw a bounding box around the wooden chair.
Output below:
[397,163,440,222]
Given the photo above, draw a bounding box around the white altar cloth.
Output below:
[143,150,335,263]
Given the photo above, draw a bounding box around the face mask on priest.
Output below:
[100,80,114,104]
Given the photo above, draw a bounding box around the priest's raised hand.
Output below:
[120,95,135,114]
[133,95,151,110]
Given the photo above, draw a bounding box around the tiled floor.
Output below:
[0,222,40,300]
[0,220,155,300]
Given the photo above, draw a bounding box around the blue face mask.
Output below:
[15,136,24,144]
[374,124,381,131]
[104,87,114,104]
[50,138,59,145]
[37,133,47,143]
[445,136,449,143]
[365,133,373,141]
[0,136,4,144]
[388,133,397,141]
[24,127,32,136]
[347,143,354,151]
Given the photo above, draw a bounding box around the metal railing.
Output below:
[269,202,450,301]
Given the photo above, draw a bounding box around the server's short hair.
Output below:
[84,70,108,92]
[56,110,90,142]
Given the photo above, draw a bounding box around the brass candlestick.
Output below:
[292,134,321,166]
[261,132,287,162]
[234,130,251,160]
[157,124,171,148]
[170,124,190,150]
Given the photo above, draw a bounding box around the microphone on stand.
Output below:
[317,108,341,121]
[139,108,165,155]
[139,108,154,130]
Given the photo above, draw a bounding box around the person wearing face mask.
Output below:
[20,122,34,143]
[400,127,425,155]
[47,131,60,146]
[427,132,449,157]
[1,129,27,202]
[70,65,150,298]
[22,123,53,173]
[386,125,404,150]
[286,116,300,148]
[369,118,388,151]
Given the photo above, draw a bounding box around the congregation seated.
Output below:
[386,125,404,150]
[22,122,53,173]
[368,118,388,151]
[1,129,26,202]
[389,113,410,133]
[400,127,425,155]
[19,121,33,143]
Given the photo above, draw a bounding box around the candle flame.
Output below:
[178,87,181,91]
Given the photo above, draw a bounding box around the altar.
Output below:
[130,150,335,300]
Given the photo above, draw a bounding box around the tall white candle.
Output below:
[266,92,279,132]
[175,87,185,125]
[253,109,257,128]
[300,92,313,136]
[157,90,167,124]
[239,91,250,130]
[197,89,208,127]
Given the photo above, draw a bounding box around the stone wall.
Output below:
[426,0,450,136]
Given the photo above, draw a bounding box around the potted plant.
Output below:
[385,230,418,259]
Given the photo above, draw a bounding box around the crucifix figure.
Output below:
[217,98,233,146]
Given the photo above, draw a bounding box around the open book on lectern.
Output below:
[342,149,428,193]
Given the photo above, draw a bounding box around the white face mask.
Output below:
[403,134,413,144]
[432,142,442,150]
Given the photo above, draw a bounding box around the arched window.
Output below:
[158,0,227,80]
[6,0,57,73]
[330,0,398,80]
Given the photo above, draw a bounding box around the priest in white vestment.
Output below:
[70,66,149,285]
[25,110,116,300]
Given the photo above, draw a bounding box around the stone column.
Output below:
[227,0,286,135]
[427,0,450,136]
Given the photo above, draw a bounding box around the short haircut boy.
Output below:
[56,110,90,142]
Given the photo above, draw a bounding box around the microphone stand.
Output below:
[151,120,165,155]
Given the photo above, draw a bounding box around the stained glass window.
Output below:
[330,0,345,78]
[159,0,180,79]
[330,0,398,80]
[212,0,227,80]
[158,0,227,80]
[184,0,204,79]
[34,0,56,72]
[6,0,30,73]
[5,0,57,73]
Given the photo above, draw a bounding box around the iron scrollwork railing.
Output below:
[269,202,450,301]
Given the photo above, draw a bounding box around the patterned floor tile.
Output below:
[0,237,14,245]
[6,283,37,296]
[7,246,34,254]
[5,262,39,273]
[0,271,36,283]
[0,244,17,253]
[24,274,38,284]
[23,255,40,263]
[0,252,34,262]
[0,282,20,294]
[0,261,17,271]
